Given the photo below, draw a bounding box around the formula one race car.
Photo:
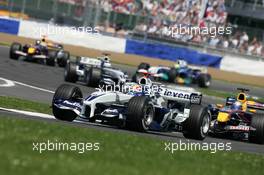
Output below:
[52,76,211,140]
[132,60,211,88]
[64,55,128,87]
[9,37,70,67]
[208,88,264,144]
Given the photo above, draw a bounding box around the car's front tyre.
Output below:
[197,74,211,88]
[57,51,70,67]
[85,67,101,87]
[52,84,83,121]
[249,114,264,144]
[10,42,22,60]
[46,51,56,66]
[183,105,211,140]
[126,96,154,132]
[64,62,78,83]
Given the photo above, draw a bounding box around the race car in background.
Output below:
[208,88,264,144]
[52,76,211,140]
[64,54,128,87]
[132,60,212,88]
[9,37,70,67]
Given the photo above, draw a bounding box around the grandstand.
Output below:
[0,0,263,57]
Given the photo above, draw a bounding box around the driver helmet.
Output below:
[174,59,188,69]
[231,101,243,111]
[103,56,110,62]
[41,38,46,42]
[101,56,111,67]
[36,40,41,45]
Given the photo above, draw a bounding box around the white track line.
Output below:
[0,77,15,87]
[0,107,54,119]
[0,77,55,94]
[0,107,91,125]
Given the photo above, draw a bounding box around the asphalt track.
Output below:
[0,46,263,154]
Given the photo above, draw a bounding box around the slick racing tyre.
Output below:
[168,68,177,83]
[249,114,264,144]
[183,105,210,140]
[52,84,83,122]
[126,96,154,132]
[138,62,150,70]
[64,62,78,83]
[46,51,56,66]
[10,42,22,60]
[57,51,70,67]
[197,74,211,88]
[85,67,101,87]
[132,73,140,83]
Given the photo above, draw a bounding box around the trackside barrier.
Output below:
[0,18,264,76]
[0,17,20,35]
[125,39,223,68]
[18,20,126,53]
[221,55,264,76]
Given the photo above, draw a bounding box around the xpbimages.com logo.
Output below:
[164,140,232,154]
[32,140,100,154]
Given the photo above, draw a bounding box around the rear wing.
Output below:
[79,57,102,67]
[247,101,264,110]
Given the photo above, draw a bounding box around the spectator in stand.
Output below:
[239,32,249,48]
[93,0,263,57]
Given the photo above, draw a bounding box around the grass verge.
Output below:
[0,42,10,47]
[199,88,264,103]
[0,115,264,175]
[0,96,264,174]
[0,96,51,114]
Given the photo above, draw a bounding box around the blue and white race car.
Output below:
[132,60,211,88]
[52,77,211,140]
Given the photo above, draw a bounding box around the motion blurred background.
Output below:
[1,0,264,80]
[1,0,263,57]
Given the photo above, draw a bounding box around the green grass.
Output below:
[0,96,264,174]
[199,89,264,103]
[0,115,263,175]
[0,42,10,47]
[0,96,51,114]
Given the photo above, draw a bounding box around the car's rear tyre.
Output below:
[249,114,264,144]
[10,42,22,60]
[85,67,101,87]
[132,73,140,83]
[46,51,56,66]
[138,63,150,70]
[64,62,78,83]
[57,51,70,67]
[52,84,83,121]
[126,96,154,132]
[168,68,177,83]
[183,105,210,140]
[197,74,211,88]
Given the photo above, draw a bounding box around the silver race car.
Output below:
[64,55,128,87]
[52,77,211,140]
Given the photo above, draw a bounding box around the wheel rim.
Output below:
[205,80,210,87]
[86,71,90,84]
[143,105,154,126]
[201,114,210,136]
[64,68,68,78]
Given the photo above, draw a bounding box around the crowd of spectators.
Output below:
[94,0,264,57]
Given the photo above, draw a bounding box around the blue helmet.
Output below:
[231,101,243,111]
